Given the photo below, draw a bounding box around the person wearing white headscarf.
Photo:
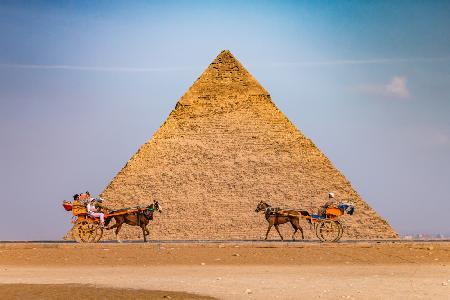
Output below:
[318,192,337,216]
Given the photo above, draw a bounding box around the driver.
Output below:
[87,198,105,226]
[318,192,337,216]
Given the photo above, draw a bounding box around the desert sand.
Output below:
[1,241,449,299]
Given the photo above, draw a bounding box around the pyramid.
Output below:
[96,50,398,240]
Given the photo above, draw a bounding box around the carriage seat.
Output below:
[311,214,326,219]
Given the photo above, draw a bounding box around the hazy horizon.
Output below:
[1,1,449,240]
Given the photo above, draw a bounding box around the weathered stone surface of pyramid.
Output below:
[96,50,398,240]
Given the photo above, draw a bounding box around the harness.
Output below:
[143,207,154,220]
[265,207,281,220]
[136,206,155,225]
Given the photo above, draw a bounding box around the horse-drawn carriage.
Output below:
[255,201,355,242]
[306,203,354,242]
[62,199,161,243]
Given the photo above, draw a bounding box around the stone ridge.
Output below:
[67,50,398,241]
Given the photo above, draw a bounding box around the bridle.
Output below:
[256,201,270,213]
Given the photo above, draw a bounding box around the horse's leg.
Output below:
[295,216,305,240]
[291,222,298,241]
[141,221,147,243]
[115,222,123,243]
[290,217,301,241]
[265,224,273,240]
[274,224,283,241]
[142,227,146,242]
[143,219,150,237]
[143,225,150,237]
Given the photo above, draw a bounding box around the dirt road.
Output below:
[1,242,449,299]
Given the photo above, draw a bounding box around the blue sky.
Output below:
[1,1,449,239]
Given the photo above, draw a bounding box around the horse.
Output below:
[255,201,310,241]
[104,200,162,243]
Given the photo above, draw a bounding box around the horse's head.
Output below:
[143,200,162,220]
[255,201,270,213]
[337,202,355,215]
[153,200,162,213]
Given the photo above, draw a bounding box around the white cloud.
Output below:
[3,56,450,73]
[0,63,190,73]
[356,76,410,99]
[432,132,450,146]
[271,56,450,67]
[385,76,410,98]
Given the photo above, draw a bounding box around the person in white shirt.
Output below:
[87,198,104,226]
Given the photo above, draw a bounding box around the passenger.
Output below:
[79,191,94,204]
[85,191,94,202]
[87,198,105,226]
[79,193,88,203]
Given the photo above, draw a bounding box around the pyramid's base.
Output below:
[64,225,398,242]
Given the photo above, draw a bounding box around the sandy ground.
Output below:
[1,241,449,299]
[0,284,214,299]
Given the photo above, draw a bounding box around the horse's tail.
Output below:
[297,210,312,223]
[298,210,310,217]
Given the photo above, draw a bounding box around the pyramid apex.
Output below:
[212,49,238,62]
[178,50,267,106]
[214,50,239,62]
[218,49,233,55]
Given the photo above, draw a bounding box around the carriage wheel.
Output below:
[336,221,344,241]
[316,220,343,242]
[73,220,98,243]
[72,224,82,243]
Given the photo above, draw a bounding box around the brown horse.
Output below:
[255,201,310,241]
[104,200,162,242]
